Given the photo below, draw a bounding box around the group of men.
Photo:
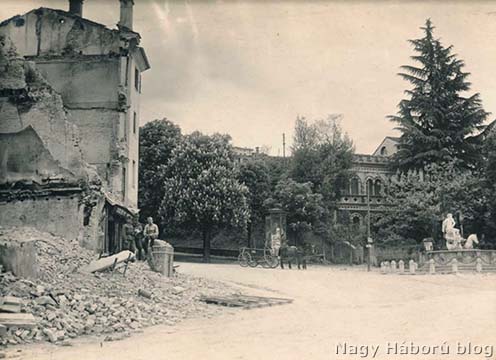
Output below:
[123,216,159,260]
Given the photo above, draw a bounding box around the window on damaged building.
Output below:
[124,115,128,140]
[122,167,127,201]
[133,112,137,134]
[132,160,136,188]
[134,68,140,92]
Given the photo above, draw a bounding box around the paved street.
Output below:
[13,263,496,360]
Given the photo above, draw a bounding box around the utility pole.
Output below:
[367,185,372,272]
[282,133,286,158]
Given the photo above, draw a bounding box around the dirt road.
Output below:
[10,263,496,360]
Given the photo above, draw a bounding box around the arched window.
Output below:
[351,215,361,230]
[374,179,382,196]
[350,177,360,195]
[380,146,387,156]
[366,179,374,196]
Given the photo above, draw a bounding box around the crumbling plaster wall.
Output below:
[0,9,122,57]
[0,35,107,252]
[0,7,140,208]
[0,127,75,184]
[0,36,86,177]
[0,196,82,241]
[35,58,120,108]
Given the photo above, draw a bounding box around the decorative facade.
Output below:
[336,137,399,226]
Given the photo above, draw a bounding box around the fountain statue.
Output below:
[442,213,463,250]
[418,213,494,273]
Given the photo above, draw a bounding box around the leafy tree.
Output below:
[390,19,489,171]
[264,178,326,246]
[290,114,354,207]
[138,119,182,223]
[264,156,289,192]
[159,132,250,262]
[237,159,271,247]
[375,162,490,248]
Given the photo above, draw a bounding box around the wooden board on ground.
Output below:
[0,313,36,328]
[201,295,293,309]
[80,250,134,273]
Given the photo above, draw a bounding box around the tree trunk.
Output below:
[202,227,211,263]
[247,221,253,248]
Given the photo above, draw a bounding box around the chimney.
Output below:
[68,0,83,17]
[119,0,134,31]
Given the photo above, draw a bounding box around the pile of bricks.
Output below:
[0,228,238,348]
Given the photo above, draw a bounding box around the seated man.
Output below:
[143,217,159,256]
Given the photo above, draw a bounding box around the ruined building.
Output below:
[0,0,150,254]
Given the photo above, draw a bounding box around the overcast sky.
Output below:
[2,0,496,155]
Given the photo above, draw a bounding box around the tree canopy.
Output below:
[390,19,489,171]
[138,119,182,222]
[159,132,250,261]
[290,114,354,207]
[237,159,271,246]
[374,162,490,248]
[264,178,326,246]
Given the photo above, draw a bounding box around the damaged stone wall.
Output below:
[0,36,86,177]
[0,8,138,207]
[0,8,123,57]
[0,196,83,242]
[1,6,148,210]
[0,35,106,250]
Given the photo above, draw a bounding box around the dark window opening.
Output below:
[14,18,25,27]
[122,167,127,201]
[133,112,137,134]
[366,179,374,196]
[134,68,140,92]
[350,178,360,195]
[374,179,382,196]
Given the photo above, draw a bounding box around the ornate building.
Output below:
[336,137,399,226]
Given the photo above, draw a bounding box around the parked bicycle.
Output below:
[238,244,279,269]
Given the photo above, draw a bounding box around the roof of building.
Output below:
[371,136,400,157]
[0,7,150,70]
[1,7,140,39]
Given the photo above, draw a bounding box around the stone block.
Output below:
[0,239,39,279]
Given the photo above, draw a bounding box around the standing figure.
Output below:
[133,222,144,260]
[122,221,136,253]
[271,227,282,258]
[143,217,159,257]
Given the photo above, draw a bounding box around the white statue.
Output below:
[442,213,462,250]
[463,234,479,249]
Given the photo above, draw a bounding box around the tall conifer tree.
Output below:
[390,19,489,171]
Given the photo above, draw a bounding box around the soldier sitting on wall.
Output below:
[143,216,159,257]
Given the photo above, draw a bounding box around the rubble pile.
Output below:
[0,227,238,347]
